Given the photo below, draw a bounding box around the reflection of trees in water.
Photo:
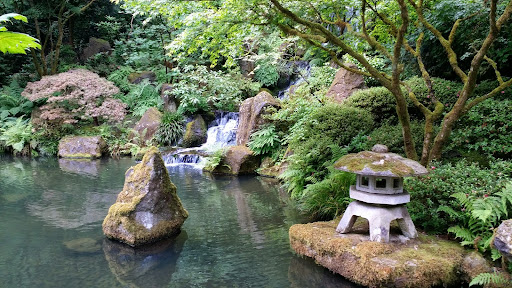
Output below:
[103,231,187,288]
[0,156,36,203]
[288,256,362,288]
[25,158,132,230]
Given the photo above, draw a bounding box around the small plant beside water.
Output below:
[248,124,281,159]
[154,112,185,146]
[0,117,33,154]
[204,148,228,171]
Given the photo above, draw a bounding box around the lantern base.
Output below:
[336,201,417,243]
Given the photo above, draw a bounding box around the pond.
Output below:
[0,156,358,287]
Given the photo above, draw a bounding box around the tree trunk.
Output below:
[392,88,418,161]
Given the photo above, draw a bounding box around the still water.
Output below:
[0,156,358,287]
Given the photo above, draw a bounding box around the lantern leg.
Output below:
[396,208,418,238]
[336,202,358,233]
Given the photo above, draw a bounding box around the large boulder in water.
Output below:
[133,107,162,144]
[102,147,188,246]
[493,219,512,261]
[326,63,366,103]
[236,91,280,146]
[58,136,107,159]
[182,115,207,148]
[206,145,260,175]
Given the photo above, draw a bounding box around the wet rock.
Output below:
[58,136,107,159]
[236,91,280,146]
[102,147,188,246]
[160,84,178,113]
[493,219,512,261]
[290,219,467,288]
[128,71,156,84]
[182,115,207,148]
[257,157,284,178]
[102,232,186,287]
[205,145,260,175]
[64,238,101,253]
[132,107,162,144]
[326,63,366,103]
[81,38,111,61]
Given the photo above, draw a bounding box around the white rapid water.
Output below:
[278,61,311,99]
[163,111,239,168]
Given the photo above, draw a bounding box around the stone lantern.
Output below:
[334,144,428,242]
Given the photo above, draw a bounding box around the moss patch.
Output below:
[290,219,468,287]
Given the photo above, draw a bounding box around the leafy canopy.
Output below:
[0,13,41,54]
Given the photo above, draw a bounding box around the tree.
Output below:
[21,69,126,127]
[0,13,41,54]
[114,0,512,165]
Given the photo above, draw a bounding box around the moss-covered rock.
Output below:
[102,147,188,246]
[81,37,111,61]
[133,107,162,144]
[128,71,156,84]
[58,136,107,159]
[182,115,207,148]
[205,145,260,175]
[290,219,469,288]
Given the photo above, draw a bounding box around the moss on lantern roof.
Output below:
[334,145,428,177]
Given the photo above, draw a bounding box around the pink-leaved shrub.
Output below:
[22,69,126,126]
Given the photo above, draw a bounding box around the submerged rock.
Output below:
[236,91,280,146]
[64,238,102,253]
[58,136,107,159]
[102,147,188,246]
[290,219,470,287]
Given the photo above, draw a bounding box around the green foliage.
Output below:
[440,183,512,257]
[254,54,280,87]
[154,112,185,146]
[94,15,123,43]
[0,117,33,153]
[299,170,355,220]
[204,148,227,171]
[117,79,162,116]
[248,124,282,158]
[367,121,426,156]
[291,65,337,99]
[282,104,374,197]
[469,272,511,287]
[449,99,512,158]
[406,160,512,234]
[107,66,136,93]
[171,65,260,115]
[0,13,41,54]
[0,78,33,120]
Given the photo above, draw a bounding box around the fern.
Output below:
[469,272,510,287]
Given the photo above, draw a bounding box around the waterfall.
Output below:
[278,61,311,99]
[163,111,239,168]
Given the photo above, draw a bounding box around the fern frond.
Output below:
[448,226,474,243]
[469,272,510,287]
[437,205,460,219]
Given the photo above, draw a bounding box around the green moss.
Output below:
[334,151,416,177]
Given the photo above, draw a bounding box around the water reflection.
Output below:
[288,257,362,288]
[103,232,187,288]
[58,158,101,176]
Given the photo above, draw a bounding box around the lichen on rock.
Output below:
[58,136,107,159]
[102,147,188,246]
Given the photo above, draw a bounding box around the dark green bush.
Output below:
[405,159,512,234]
[448,99,512,158]
[282,104,374,197]
[367,121,427,156]
[154,112,185,146]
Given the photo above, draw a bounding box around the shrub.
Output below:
[154,112,185,146]
[107,66,135,93]
[0,78,33,120]
[282,104,374,197]
[448,99,512,158]
[254,56,280,87]
[367,121,427,156]
[118,80,163,117]
[405,159,512,234]
[0,117,32,154]
[21,69,126,127]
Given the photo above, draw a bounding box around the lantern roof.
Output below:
[334,144,428,177]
